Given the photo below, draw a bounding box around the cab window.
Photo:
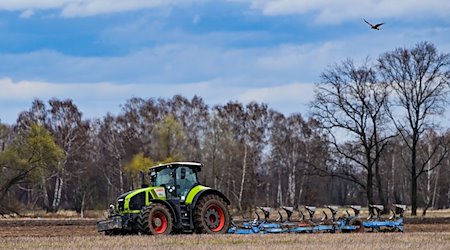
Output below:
[176,166,198,198]
[154,168,174,187]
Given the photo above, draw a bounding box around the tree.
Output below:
[312,59,392,206]
[202,107,241,202]
[16,98,91,212]
[0,124,64,213]
[269,112,324,206]
[168,95,209,162]
[151,115,185,161]
[96,114,127,196]
[47,99,90,212]
[0,122,9,152]
[124,153,154,189]
[378,41,450,215]
[213,102,270,211]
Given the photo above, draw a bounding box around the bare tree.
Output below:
[212,102,269,212]
[96,114,127,196]
[168,95,209,162]
[378,41,450,215]
[312,59,392,206]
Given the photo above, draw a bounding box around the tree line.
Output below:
[1,41,449,216]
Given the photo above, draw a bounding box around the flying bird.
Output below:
[364,19,385,30]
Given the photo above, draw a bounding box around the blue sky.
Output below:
[0,0,449,124]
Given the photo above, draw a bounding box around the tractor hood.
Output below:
[115,187,167,214]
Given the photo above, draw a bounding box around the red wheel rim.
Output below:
[151,211,168,234]
[206,204,225,232]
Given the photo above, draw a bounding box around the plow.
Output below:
[228,204,405,234]
[97,161,405,236]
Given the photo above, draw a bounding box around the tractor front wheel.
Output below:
[194,194,230,234]
[138,203,173,235]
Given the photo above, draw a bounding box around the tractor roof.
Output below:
[149,161,203,171]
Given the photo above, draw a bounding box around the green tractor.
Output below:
[97,162,231,235]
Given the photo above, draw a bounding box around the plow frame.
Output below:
[363,204,405,232]
[228,204,405,234]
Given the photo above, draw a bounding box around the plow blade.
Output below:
[364,204,405,232]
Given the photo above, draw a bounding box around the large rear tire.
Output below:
[138,203,173,235]
[194,194,230,234]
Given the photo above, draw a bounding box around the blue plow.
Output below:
[228,204,405,234]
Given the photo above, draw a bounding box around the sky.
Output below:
[0,0,449,124]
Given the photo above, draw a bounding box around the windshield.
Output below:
[153,167,174,187]
[176,166,198,198]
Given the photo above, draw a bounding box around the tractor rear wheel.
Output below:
[348,218,365,233]
[194,194,230,234]
[138,203,173,235]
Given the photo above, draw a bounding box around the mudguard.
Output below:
[187,186,231,207]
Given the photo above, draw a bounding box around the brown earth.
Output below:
[0,219,97,237]
[0,217,449,237]
[1,219,450,250]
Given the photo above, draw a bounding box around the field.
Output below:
[1,215,450,249]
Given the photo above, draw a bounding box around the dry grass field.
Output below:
[1,232,450,250]
[0,209,449,249]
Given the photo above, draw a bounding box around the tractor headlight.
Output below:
[108,204,115,216]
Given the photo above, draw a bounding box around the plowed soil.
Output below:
[1,218,450,250]
[0,217,449,237]
[0,219,97,237]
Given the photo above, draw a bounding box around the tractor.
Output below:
[96,162,231,235]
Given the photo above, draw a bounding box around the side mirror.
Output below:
[140,171,148,188]
[180,168,186,179]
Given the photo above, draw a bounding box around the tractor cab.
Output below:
[149,162,201,201]
[97,161,231,236]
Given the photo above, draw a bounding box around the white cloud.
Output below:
[239,82,315,114]
[0,77,315,123]
[249,0,450,24]
[0,77,129,101]
[0,77,223,101]
[0,0,203,17]
[2,0,450,21]
[19,9,34,18]
[0,77,309,106]
[239,82,314,103]
[255,42,345,74]
[2,22,449,88]
[0,43,322,85]
[1,7,449,123]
